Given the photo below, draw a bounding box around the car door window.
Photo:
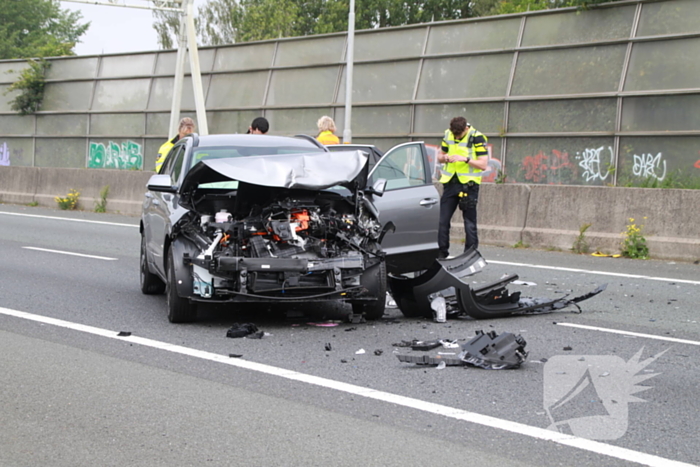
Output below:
[168,146,186,185]
[370,144,427,190]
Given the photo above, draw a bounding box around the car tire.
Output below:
[166,248,197,323]
[396,296,431,318]
[140,235,165,295]
[352,260,387,320]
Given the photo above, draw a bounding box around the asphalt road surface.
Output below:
[1,203,698,467]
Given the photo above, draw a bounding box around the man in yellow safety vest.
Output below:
[437,116,489,258]
[155,117,196,172]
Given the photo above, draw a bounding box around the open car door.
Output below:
[368,142,440,274]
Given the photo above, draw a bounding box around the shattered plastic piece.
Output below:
[229,354,243,358]
[325,343,332,351]
[226,323,259,338]
[246,331,265,339]
[411,340,442,351]
[512,280,537,286]
[388,248,607,320]
[440,339,460,349]
[392,340,414,347]
[345,327,358,332]
[563,346,573,351]
[458,330,528,369]
[307,322,339,327]
[385,292,397,308]
[436,361,446,370]
[340,359,348,363]
[356,348,366,354]
[374,349,383,356]
[430,295,447,323]
[117,331,131,337]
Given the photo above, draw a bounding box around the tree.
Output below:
[152,0,628,48]
[0,0,89,59]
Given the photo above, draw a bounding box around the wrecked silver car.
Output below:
[140,134,440,322]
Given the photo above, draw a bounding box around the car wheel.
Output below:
[166,248,197,323]
[396,296,431,318]
[140,235,165,295]
[352,260,387,320]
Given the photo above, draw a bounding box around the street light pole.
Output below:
[342,0,355,144]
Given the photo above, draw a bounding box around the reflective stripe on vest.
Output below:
[439,128,483,184]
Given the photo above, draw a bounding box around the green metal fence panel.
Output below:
[637,0,700,36]
[624,37,700,92]
[46,57,99,80]
[92,79,151,111]
[207,71,268,108]
[267,67,340,106]
[36,114,88,136]
[426,17,520,54]
[35,138,86,168]
[417,54,513,99]
[275,36,346,67]
[508,98,617,133]
[621,94,700,132]
[41,82,94,112]
[90,114,145,136]
[618,136,700,187]
[0,137,33,166]
[354,28,426,61]
[414,103,504,134]
[336,61,419,104]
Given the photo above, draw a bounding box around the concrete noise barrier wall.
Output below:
[0,167,153,216]
[1,167,699,262]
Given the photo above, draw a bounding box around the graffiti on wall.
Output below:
[0,142,9,166]
[632,152,666,181]
[88,140,143,170]
[521,149,578,184]
[575,146,613,182]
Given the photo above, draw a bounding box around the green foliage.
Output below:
[55,189,80,210]
[571,222,592,254]
[0,0,89,59]
[94,185,110,213]
[620,217,649,259]
[27,201,39,207]
[619,171,700,190]
[513,240,529,249]
[4,59,49,115]
[495,169,507,184]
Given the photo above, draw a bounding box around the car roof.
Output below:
[193,134,323,150]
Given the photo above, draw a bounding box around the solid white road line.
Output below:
[22,246,118,261]
[488,260,700,286]
[0,211,138,228]
[556,322,700,346]
[0,306,693,467]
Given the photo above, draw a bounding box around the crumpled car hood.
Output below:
[180,150,369,196]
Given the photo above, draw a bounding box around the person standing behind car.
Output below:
[316,116,340,145]
[437,116,488,258]
[155,117,195,172]
[247,116,269,134]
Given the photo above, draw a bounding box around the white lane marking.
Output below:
[556,323,700,346]
[0,211,138,228]
[488,260,700,286]
[0,306,693,467]
[22,247,118,261]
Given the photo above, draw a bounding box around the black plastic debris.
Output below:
[325,343,332,351]
[247,331,265,339]
[374,349,383,356]
[229,354,243,358]
[411,340,442,351]
[397,330,528,370]
[388,248,607,320]
[563,346,573,351]
[117,331,131,337]
[345,327,358,332]
[226,323,259,338]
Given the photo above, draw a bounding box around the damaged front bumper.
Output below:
[388,248,607,319]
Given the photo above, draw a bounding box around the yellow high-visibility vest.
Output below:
[155,137,177,172]
[317,131,340,145]
[439,128,486,185]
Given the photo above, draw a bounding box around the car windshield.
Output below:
[193,144,325,189]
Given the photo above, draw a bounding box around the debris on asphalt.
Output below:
[307,322,339,327]
[397,330,528,370]
[355,348,366,355]
[228,354,243,358]
[246,331,266,339]
[226,323,260,338]
[374,349,383,356]
[436,361,447,370]
[563,346,573,351]
[117,331,131,337]
[411,340,442,351]
[345,327,358,332]
[392,340,414,348]
[389,249,607,320]
[430,295,447,323]
[511,280,537,286]
[347,314,366,324]
[325,343,332,351]
[440,339,460,349]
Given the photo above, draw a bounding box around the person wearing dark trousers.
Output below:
[437,116,489,258]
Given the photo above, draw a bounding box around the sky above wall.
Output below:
[61,1,205,56]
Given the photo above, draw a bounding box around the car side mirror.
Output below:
[147,174,177,193]
[366,178,387,197]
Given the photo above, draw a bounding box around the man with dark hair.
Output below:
[248,116,269,134]
[437,116,489,258]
